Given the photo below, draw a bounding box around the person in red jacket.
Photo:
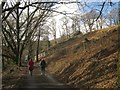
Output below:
[28,59,34,76]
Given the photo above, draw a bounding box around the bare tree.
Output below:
[48,19,57,45]
[105,8,120,26]
[77,1,115,32]
[71,15,82,36]
[61,16,71,39]
[81,10,99,32]
[2,1,54,66]
[2,0,117,67]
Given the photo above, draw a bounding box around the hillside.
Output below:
[45,25,120,88]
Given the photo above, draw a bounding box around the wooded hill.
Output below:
[2,24,120,88]
[45,24,120,88]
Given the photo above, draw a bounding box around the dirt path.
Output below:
[18,63,74,90]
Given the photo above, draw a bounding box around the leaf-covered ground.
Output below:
[46,24,120,88]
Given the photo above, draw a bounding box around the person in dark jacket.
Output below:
[40,59,47,75]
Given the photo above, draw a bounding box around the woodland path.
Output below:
[18,63,75,90]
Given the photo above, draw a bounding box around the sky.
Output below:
[48,2,80,39]
[48,1,119,39]
[2,0,120,2]
[2,0,120,40]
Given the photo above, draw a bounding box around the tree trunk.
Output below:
[54,34,57,45]
[28,40,32,59]
[36,30,40,62]
[2,57,5,69]
[16,4,20,66]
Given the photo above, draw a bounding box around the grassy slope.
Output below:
[46,24,120,88]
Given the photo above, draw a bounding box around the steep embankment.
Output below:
[46,25,120,88]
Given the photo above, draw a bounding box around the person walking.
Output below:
[40,59,47,75]
[28,59,34,76]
